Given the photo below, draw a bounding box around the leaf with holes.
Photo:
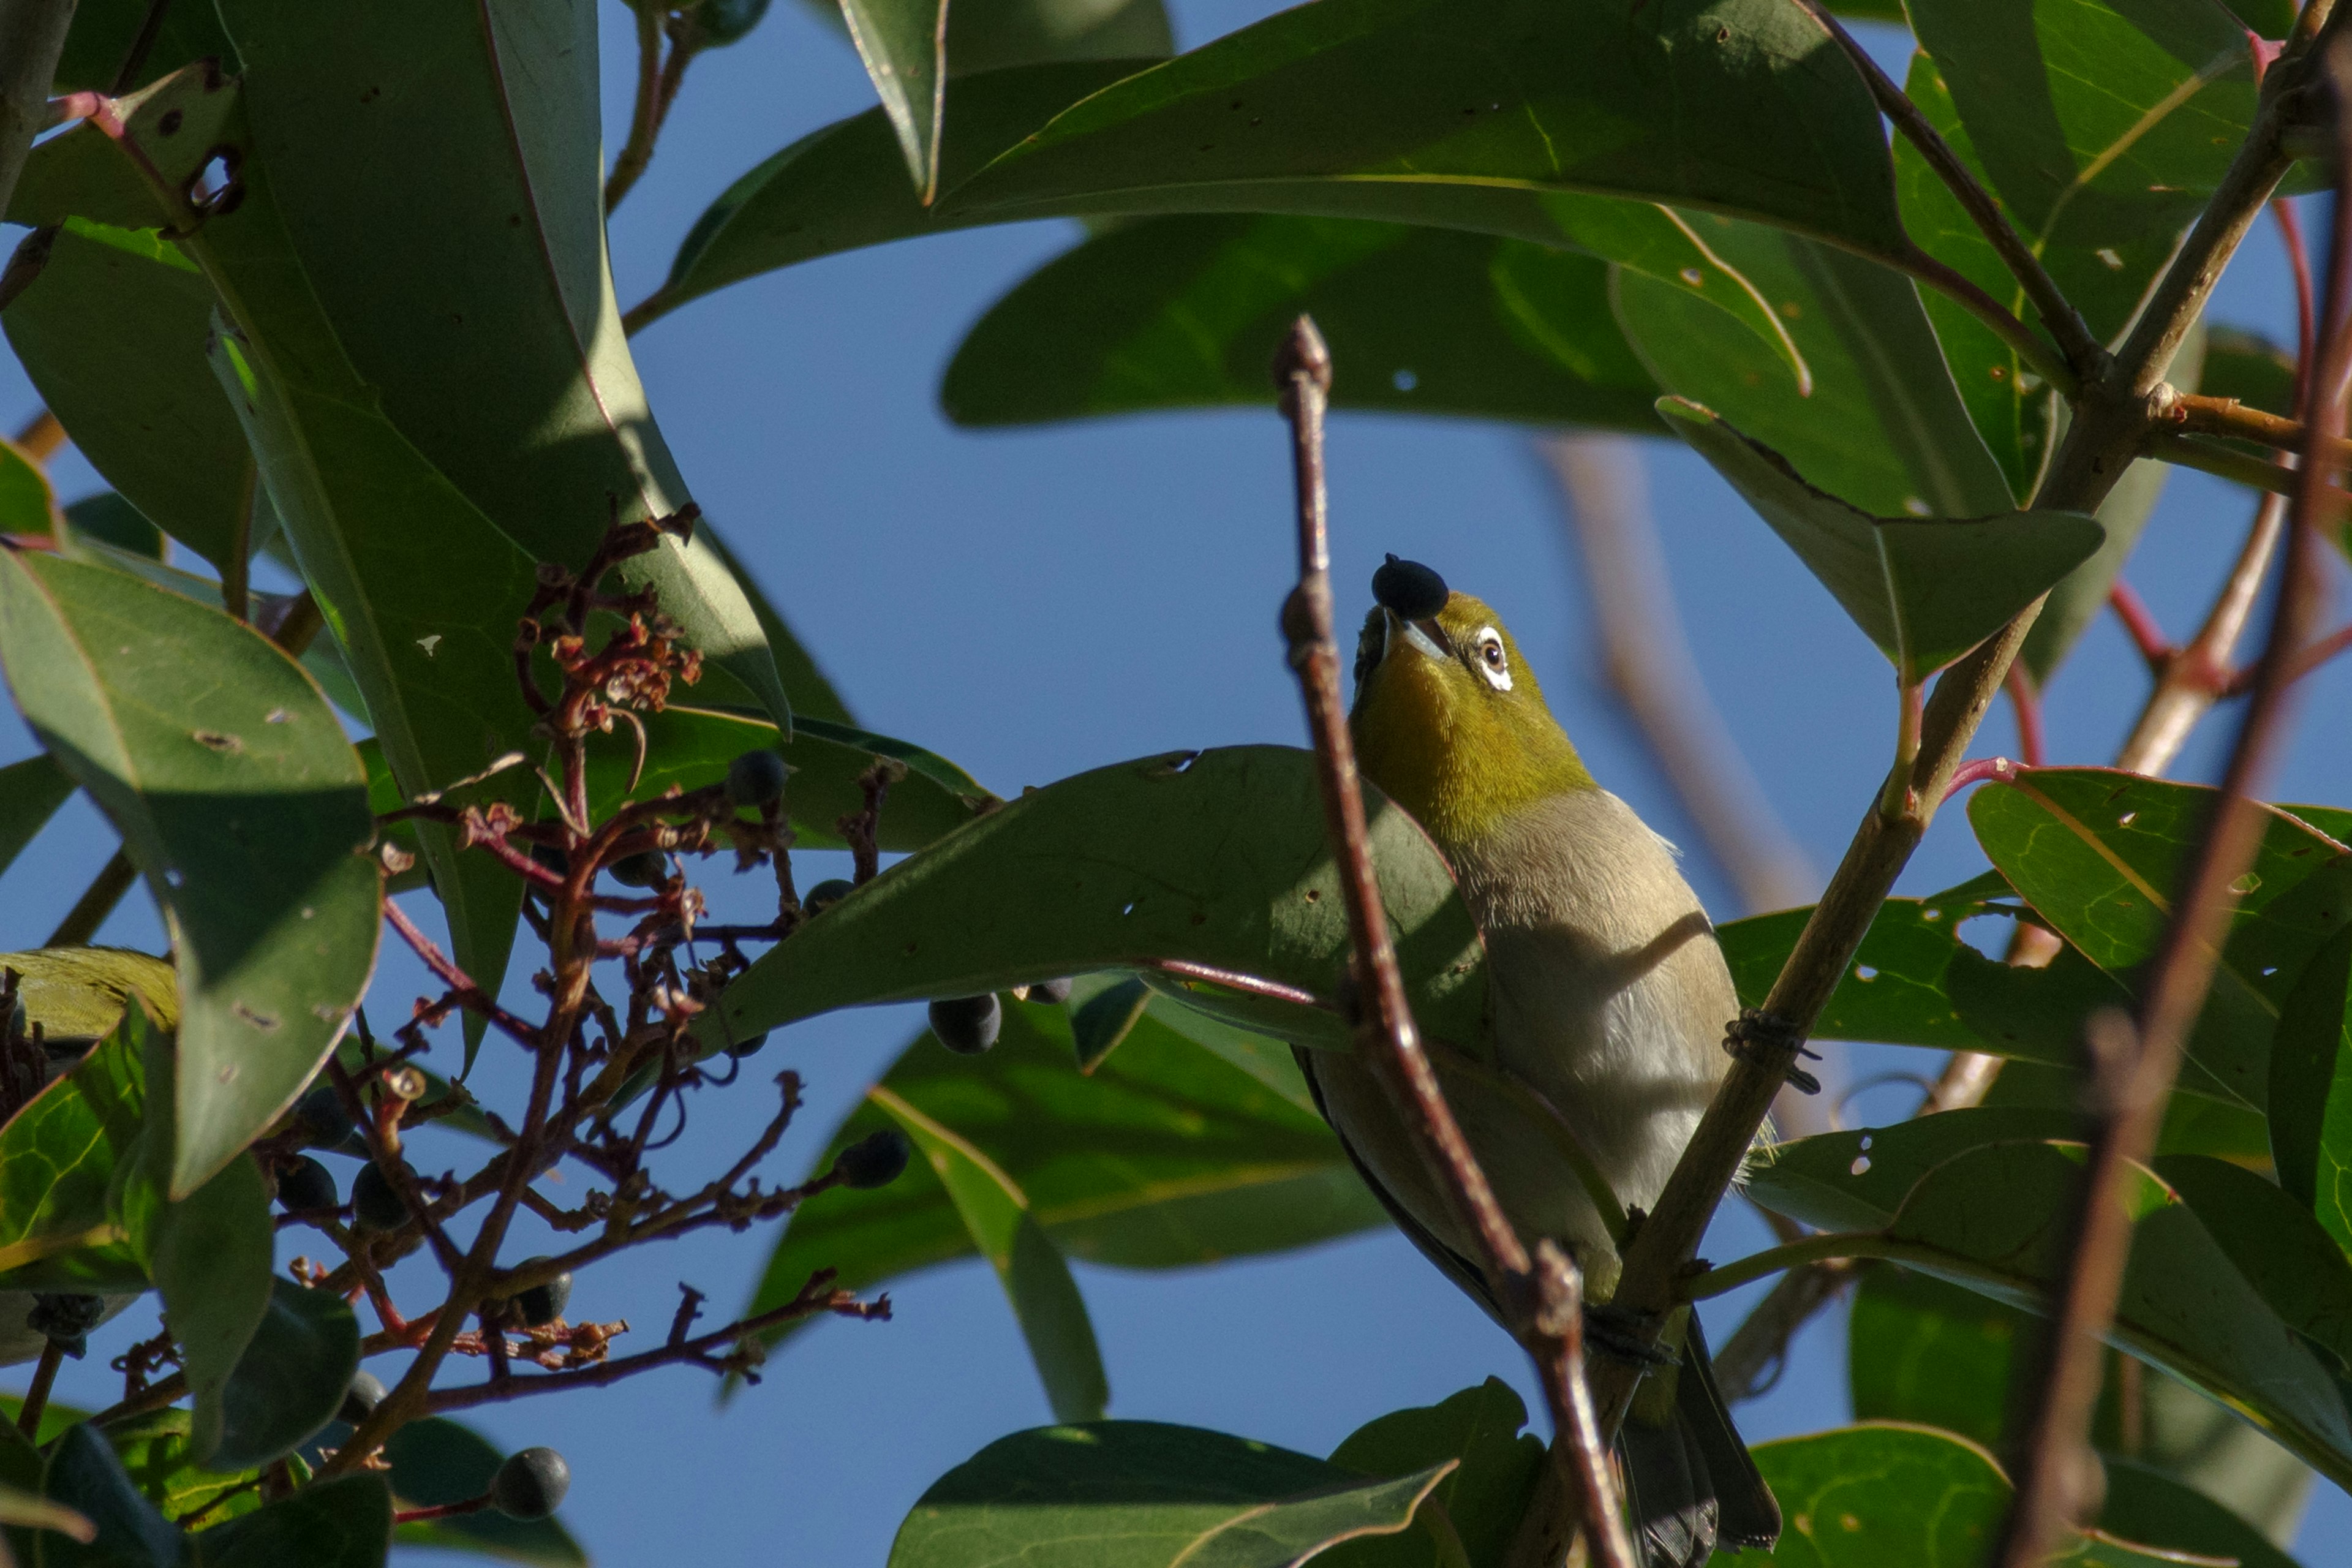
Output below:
[717,746,1483,1053]
[886,1422,1452,1568]
[0,548,378,1197]
[1744,1107,2085,1235]
[739,996,1381,1401]
[1619,220,2014,522]
[1970,768,2352,1112]
[1657,400,2105,684]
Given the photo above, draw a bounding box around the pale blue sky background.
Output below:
[5,2,2352,1562]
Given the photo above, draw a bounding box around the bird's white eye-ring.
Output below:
[1474,627,1512,690]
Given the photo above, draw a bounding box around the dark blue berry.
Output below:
[1371,554,1448,620]
[278,1156,337,1213]
[726,749,788,808]
[831,1129,911,1190]
[802,878,854,916]
[492,1447,571,1520]
[929,995,1000,1055]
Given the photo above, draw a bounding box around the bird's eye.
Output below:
[1473,628,1512,691]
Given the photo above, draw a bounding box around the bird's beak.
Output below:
[1387,607,1453,663]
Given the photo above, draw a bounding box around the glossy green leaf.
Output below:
[0,753,74,879]
[946,0,1904,255]
[104,1408,268,1528]
[1970,769,2352,1113]
[1657,400,2105,684]
[213,1278,360,1470]
[1717,876,2138,1076]
[116,1015,274,1468]
[2155,1152,2352,1368]
[0,546,380,1197]
[1848,1267,2025,1449]
[835,0,954,197]
[190,1472,390,1567]
[943,214,1662,431]
[1984,1056,2275,1166]
[1,220,258,573]
[0,440,55,539]
[0,1009,146,1293]
[895,1082,1110,1423]
[214,0,791,729]
[1907,0,2260,346]
[36,1425,179,1568]
[1620,221,2015,522]
[1320,1379,1544,1568]
[583,706,993,853]
[1715,1422,2225,1568]
[2272,922,2352,1248]
[887,1422,1452,1568]
[2203,326,2299,419]
[1746,1108,2085,1235]
[718,746,1483,1053]
[742,996,1380,1387]
[382,1417,586,1566]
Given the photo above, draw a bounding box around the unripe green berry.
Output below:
[277,1156,338,1213]
[513,1258,573,1327]
[831,1128,911,1190]
[929,995,1000,1055]
[350,1161,408,1231]
[492,1447,571,1520]
[802,878,853,916]
[725,748,787,808]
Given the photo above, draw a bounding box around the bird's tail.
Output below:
[1618,1316,1781,1568]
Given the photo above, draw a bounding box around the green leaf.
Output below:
[2203,326,2299,419]
[1883,1143,2352,1488]
[213,1278,360,1471]
[213,0,791,729]
[64,494,167,561]
[887,1071,1110,1423]
[1983,1056,2275,1166]
[2019,451,2171,687]
[1068,973,1150,1072]
[1907,0,2260,345]
[1970,769,2352,1113]
[582,706,993,853]
[945,0,1905,257]
[2155,1152,2352,1369]
[191,1472,389,1567]
[943,213,1662,431]
[381,1417,586,1566]
[0,439,56,540]
[836,0,953,198]
[718,746,1484,1054]
[2272,922,2352,1246]
[739,995,1382,1371]
[116,1017,274,1467]
[0,1478,91,1548]
[1320,1380,1544,1568]
[0,545,380,1196]
[2100,1458,2307,1568]
[0,948,178,1050]
[1848,1267,2025,1449]
[1656,399,2105,684]
[1746,1107,2086,1235]
[0,1008,148,1292]
[0,753,75,880]
[1714,1422,2220,1567]
[36,1425,179,1568]
[1,220,261,573]
[1717,876,2138,1077]
[886,1423,1452,1568]
[1619,221,2015,521]
[105,1408,268,1528]
[50,0,234,93]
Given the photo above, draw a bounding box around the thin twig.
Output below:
[12,409,62,462]
[1272,317,1637,1568]
[2108,581,2172,672]
[2166,390,2352,459]
[46,850,138,948]
[1993,42,2350,1568]
[108,0,175,94]
[605,4,666,213]
[1538,434,1814,915]
[1792,0,2101,386]
[2278,199,2316,408]
[17,1338,62,1436]
[2003,666,2046,769]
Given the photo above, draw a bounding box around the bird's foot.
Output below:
[1724,1009,1822,1095]
[1581,1302,1681,1368]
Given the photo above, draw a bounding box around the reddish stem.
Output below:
[2004,665,2048,768]
[2108,581,2172,671]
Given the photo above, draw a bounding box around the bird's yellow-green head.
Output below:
[1350,555,1595,850]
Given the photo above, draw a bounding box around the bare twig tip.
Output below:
[1273,315,1332,394]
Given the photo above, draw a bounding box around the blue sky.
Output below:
[6,1,2352,1561]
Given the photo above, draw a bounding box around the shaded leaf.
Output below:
[1970,769,2352,1113]
[1657,400,2104,684]
[104,1408,268,1528]
[50,0,233,93]
[1849,1267,2025,1449]
[2272,921,2352,1248]
[1321,1379,1544,1568]
[192,1472,388,1567]
[63,495,166,561]
[1746,1107,2086,1235]
[943,214,1661,431]
[836,0,953,198]
[2155,1152,2352,1368]
[0,545,380,1196]
[1619,221,2015,521]
[0,1477,91,1547]
[719,747,1483,1053]
[739,995,1382,1373]
[2100,1458,2305,1568]
[1983,1055,2275,1166]
[2203,326,2299,420]
[0,753,75,880]
[36,1425,178,1568]
[213,1278,360,1471]
[381,1417,586,1566]
[886,1422,1451,1568]
[1,220,258,573]
[1068,973,1150,1072]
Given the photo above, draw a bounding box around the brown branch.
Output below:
[1538,434,1814,916]
[605,5,697,213]
[1993,42,2351,1568]
[1272,317,1637,1568]
[12,409,62,462]
[2167,390,2352,461]
[107,0,175,94]
[1791,0,2101,387]
[382,901,543,1049]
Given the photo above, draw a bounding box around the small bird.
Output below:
[1296,554,1779,1568]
